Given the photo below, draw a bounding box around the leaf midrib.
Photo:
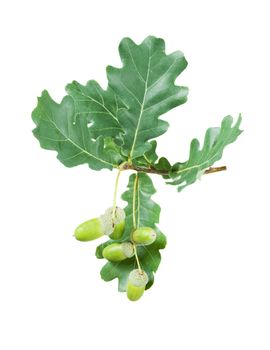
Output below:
[129,52,151,159]
[127,48,181,159]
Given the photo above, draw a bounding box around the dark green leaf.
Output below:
[133,140,158,167]
[107,36,188,159]
[32,90,122,170]
[155,157,172,179]
[103,137,123,164]
[66,80,126,140]
[168,115,243,191]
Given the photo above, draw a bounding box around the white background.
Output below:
[1,0,269,349]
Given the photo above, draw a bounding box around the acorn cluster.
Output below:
[74,206,156,301]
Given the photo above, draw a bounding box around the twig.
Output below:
[122,163,227,176]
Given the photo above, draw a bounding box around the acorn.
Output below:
[102,242,134,262]
[132,227,157,245]
[127,269,149,301]
[74,206,125,242]
[109,220,125,240]
[100,207,125,239]
[74,218,104,241]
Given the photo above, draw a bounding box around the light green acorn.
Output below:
[74,218,104,241]
[102,242,134,262]
[109,220,125,240]
[100,207,126,239]
[127,269,149,301]
[74,207,125,242]
[132,227,157,245]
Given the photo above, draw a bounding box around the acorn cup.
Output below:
[132,227,157,246]
[127,269,149,301]
[102,242,134,262]
[100,207,126,239]
[74,206,125,242]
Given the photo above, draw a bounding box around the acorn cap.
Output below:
[121,242,134,258]
[100,206,125,236]
[128,269,149,288]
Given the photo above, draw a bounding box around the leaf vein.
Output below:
[44,113,114,167]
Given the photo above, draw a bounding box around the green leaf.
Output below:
[107,36,188,159]
[97,173,166,292]
[144,140,158,163]
[103,137,123,164]
[133,140,158,167]
[66,80,126,140]
[168,115,243,191]
[155,157,172,179]
[32,90,122,170]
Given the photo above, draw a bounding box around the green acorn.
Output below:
[127,269,149,301]
[109,220,125,240]
[100,207,125,239]
[102,242,134,262]
[132,227,157,246]
[74,206,125,242]
[74,218,104,241]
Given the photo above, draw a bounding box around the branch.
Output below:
[122,163,227,176]
[203,166,227,174]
